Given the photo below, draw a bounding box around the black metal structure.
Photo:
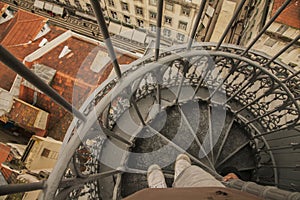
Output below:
[0,0,299,199]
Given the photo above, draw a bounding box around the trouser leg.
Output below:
[173,165,225,188]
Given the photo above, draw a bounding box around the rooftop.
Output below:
[7,98,49,131]
[0,10,63,91]
[33,35,99,85]
[23,30,137,101]
[0,10,47,46]
[272,0,300,29]
[20,32,137,140]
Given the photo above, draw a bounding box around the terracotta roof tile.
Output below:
[272,0,300,29]
[35,36,137,85]
[0,21,64,90]
[1,10,47,46]
[0,63,16,91]
[0,143,10,164]
[0,7,138,139]
[7,99,49,131]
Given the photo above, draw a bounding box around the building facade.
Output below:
[33,0,259,45]
[103,0,257,44]
[242,0,300,70]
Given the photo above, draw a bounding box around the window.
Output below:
[165,16,172,25]
[177,33,185,41]
[50,151,58,159]
[137,19,144,28]
[149,11,157,19]
[136,6,143,15]
[276,24,288,34]
[264,38,277,47]
[149,0,157,6]
[108,0,114,6]
[288,62,298,68]
[41,148,50,157]
[163,28,171,37]
[178,21,187,30]
[124,15,131,24]
[121,2,129,11]
[3,12,8,18]
[111,11,118,19]
[181,7,190,16]
[165,2,173,11]
[150,24,156,32]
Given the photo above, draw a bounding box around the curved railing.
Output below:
[41,47,299,199]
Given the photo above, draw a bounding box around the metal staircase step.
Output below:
[214,123,252,168]
[102,92,261,198]
[178,102,214,168]
[212,110,235,165]
[217,145,256,175]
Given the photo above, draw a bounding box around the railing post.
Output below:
[187,0,207,50]
[215,0,247,50]
[90,0,122,79]
[155,0,164,61]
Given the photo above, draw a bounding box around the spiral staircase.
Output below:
[0,0,300,199]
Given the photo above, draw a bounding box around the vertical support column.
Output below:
[155,0,164,109]
[215,0,247,50]
[187,0,207,50]
[155,0,164,61]
[90,0,122,79]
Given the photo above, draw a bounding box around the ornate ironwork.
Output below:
[41,46,300,198]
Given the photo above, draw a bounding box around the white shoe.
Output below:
[174,154,191,180]
[147,164,167,188]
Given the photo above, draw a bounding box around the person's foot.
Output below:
[174,154,191,180]
[147,164,167,188]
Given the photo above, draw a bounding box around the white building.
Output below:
[104,0,254,44]
[37,0,256,45]
[21,135,62,171]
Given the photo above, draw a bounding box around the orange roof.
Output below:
[0,13,63,90]
[7,99,49,131]
[34,36,137,86]
[0,63,16,91]
[272,0,300,29]
[0,143,10,164]
[0,10,47,46]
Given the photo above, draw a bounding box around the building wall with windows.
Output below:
[104,0,201,43]
[21,135,62,171]
[104,0,258,44]
[242,0,300,70]
[37,0,258,45]
[240,0,271,46]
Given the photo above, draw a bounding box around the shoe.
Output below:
[174,154,191,180]
[147,164,167,188]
